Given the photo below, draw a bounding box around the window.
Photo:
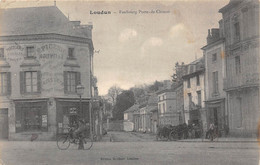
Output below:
[0,72,11,95]
[197,91,201,106]
[25,71,38,93]
[235,56,241,74]
[64,71,81,93]
[196,75,200,86]
[234,22,240,41]
[68,48,75,59]
[187,78,191,88]
[26,46,35,58]
[158,104,162,114]
[188,93,192,107]
[20,71,41,94]
[212,71,218,94]
[0,48,4,59]
[163,103,165,113]
[15,102,47,133]
[212,53,217,62]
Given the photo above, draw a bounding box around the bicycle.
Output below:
[56,127,93,150]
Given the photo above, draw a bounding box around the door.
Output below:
[0,109,8,139]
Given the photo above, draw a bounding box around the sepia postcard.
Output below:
[0,0,259,165]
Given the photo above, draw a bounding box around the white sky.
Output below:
[0,0,230,95]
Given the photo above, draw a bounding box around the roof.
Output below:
[124,104,139,113]
[219,0,243,13]
[0,6,92,39]
[156,88,174,95]
[182,57,205,79]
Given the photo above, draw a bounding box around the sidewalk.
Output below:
[179,137,258,143]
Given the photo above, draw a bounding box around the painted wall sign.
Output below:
[37,43,65,54]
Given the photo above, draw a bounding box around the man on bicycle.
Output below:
[72,119,89,140]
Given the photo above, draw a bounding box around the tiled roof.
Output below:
[0,6,90,38]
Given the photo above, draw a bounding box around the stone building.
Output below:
[202,26,227,133]
[219,0,259,136]
[157,89,178,126]
[182,58,206,130]
[0,6,96,140]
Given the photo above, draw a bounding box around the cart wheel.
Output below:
[169,131,178,141]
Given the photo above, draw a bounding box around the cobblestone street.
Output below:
[0,131,259,165]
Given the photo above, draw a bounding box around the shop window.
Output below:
[64,71,81,94]
[0,72,11,95]
[20,71,41,94]
[26,46,35,58]
[15,103,48,133]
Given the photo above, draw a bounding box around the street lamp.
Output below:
[76,83,85,119]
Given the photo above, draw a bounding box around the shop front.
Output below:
[12,99,54,140]
[205,98,226,134]
[56,98,90,135]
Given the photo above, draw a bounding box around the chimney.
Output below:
[207,29,212,44]
[211,28,220,39]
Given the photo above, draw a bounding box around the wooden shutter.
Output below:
[7,72,11,95]
[20,71,25,94]
[64,71,68,93]
[37,71,41,93]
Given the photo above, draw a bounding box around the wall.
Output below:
[204,43,226,100]
[0,40,91,99]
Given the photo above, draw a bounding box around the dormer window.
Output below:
[68,48,75,59]
[26,46,35,58]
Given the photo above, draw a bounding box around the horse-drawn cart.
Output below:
[157,124,189,141]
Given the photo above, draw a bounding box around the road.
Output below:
[0,131,259,165]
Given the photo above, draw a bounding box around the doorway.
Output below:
[0,109,8,139]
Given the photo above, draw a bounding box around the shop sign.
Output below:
[69,107,77,114]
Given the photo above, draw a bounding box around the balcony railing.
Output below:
[223,73,259,90]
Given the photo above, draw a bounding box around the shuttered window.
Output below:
[64,71,81,94]
[20,71,41,94]
[0,72,11,95]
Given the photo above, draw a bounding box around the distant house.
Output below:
[157,88,178,126]
[182,58,206,130]
[123,104,139,131]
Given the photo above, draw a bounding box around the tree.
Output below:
[112,90,135,120]
[107,85,122,105]
[148,80,164,92]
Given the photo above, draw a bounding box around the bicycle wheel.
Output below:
[57,135,70,150]
[83,137,93,150]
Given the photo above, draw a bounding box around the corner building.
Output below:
[0,6,95,140]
